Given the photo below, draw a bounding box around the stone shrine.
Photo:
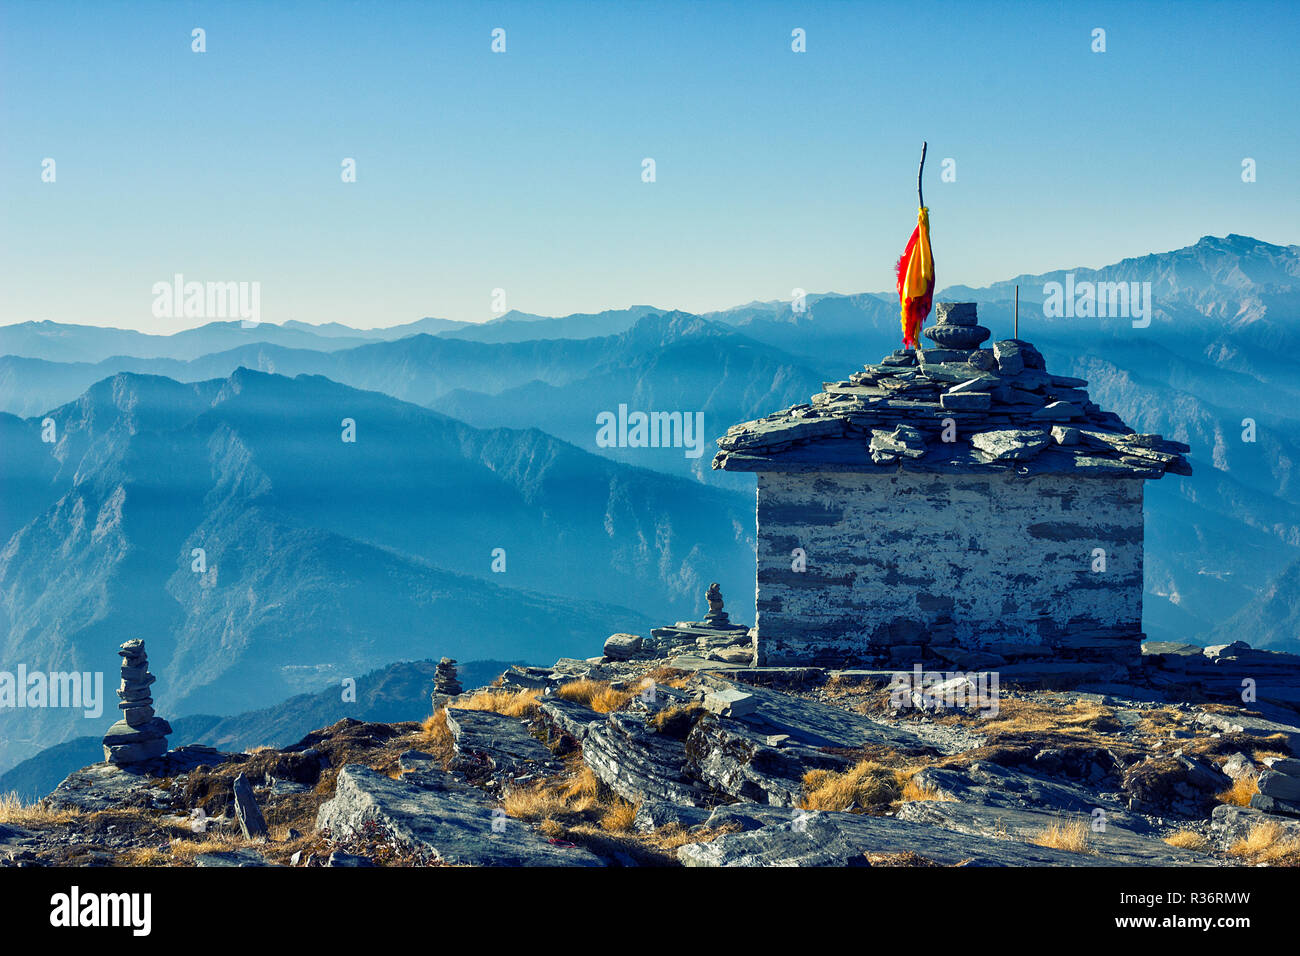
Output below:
[713,303,1191,668]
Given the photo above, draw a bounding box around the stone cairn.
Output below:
[431,657,462,709]
[102,639,172,765]
[641,583,754,663]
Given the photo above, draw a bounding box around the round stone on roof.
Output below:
[924,301,991,349]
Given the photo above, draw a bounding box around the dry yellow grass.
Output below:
[453,688,541,719]
[119,845,168,866]
[1216,775,1260,807]
[899,776,957,803]
[650,702,702,733]
[502,784,569,822]
[0,792,81,827]
[599,798,639,833]
[555,679,634,714]
[984,699,1118,738]
[559,765,600,812]
[165,831,252,862]
[417,708,455,764]
[503,763,603,823]
[1164,830,1210,851]
[641,667,692,690]
[801,760,901,811]
[1228,821,1300,865]
[1031,816,1094,854]
[644,821,741,850]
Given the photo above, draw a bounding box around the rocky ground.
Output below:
[3,640,1300,868]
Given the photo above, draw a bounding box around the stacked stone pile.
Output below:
[431,658,463,710]
[434,658,463,696]
[713,302,1191,478]
[101,639,172,765]
[645,584,755,664]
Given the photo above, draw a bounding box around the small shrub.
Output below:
[1228,821,1300,864]
[1216,775,1260,807]
[0,792,81,827]
[600,799,638,833]
[555,679,632,714]
[801,761,901,811]
[899,776,957,803]
[454,688,541,719]
[1031,816,1094,854]
[1163,830,1209,851]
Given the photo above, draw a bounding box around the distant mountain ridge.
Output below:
[0,368,754,771]
[3,233,1299,674]
[0,658,517,801]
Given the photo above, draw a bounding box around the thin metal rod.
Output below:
[917,142,927,208]
[1015,285,1019,339]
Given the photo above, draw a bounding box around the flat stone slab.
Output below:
[896,801,1214,866]
[702,678,929,751]
[910,762,1143,827]
[444,708,560,772]
[684,678,933,806]
[970,428,1050,461]
[44,747,231,812]
[584,712,715,806]
[538,697,604,742]
[193,849,272,867]
[678,810,1116,867]
[702,687,757,718]
[1195,710,1300,752]
[316,765,603,867]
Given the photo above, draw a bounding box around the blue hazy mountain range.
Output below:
[0,369,754,771]
[1,234,1298,772]
[0,658,515,802]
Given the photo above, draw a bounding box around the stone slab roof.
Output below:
[713,304,1191,479]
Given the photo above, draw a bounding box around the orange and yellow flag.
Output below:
[895,205,934,349]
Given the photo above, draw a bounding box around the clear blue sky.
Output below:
[2,0,1296,332]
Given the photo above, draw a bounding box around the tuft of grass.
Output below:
[986,699,1119,737]
[0,792,81,827]
[503,763,604,824]
[599,798,639,833]
[416,709,456,767]
[899,776,957,803]
[166,831,251,862]
[1164,830,1210,851]
[1228,821,1300,865]
[502,785,568,823]
[559,765,600,813]
[1031,816,1094,854]
[453,688,541,719]
[119,845,168,866]
[650,702,702,735]
[801,761,901,811]
[1217,775,1260,807]
[647,821,741,851]
[555,679,633,714]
